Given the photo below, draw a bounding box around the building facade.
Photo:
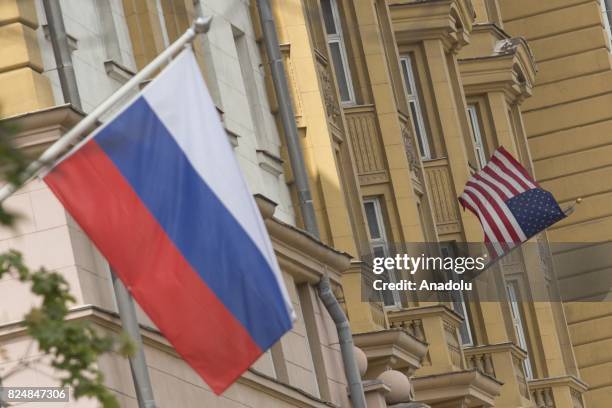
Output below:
[1,0,611,407]
[265,0,601,407]
[0,0,351,407]
[496,2,612,406]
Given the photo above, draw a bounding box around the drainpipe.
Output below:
[255,0,319,236]
[255,1,366,407]
[42,0,82,111]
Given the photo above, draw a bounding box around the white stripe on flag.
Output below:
[469,179,527,241]
[141,49,294,319]
[479,171,513,199]
[493,151,536,189]
[488,162,526,193]
[460,193,505,256]
[464,186,514,243]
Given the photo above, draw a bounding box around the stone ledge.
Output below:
[412,368,502,408]
[354,328,428,378]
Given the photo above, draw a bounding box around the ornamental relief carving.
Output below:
[401,124,423,182]
[315,52,342,127]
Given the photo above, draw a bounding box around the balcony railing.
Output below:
[464,343,531,401]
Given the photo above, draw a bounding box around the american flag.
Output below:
[458,146,566,258]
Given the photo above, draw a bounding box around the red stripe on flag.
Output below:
[45,140,262,394]
[482,165,520,196]
[497,147,539,188]
[490,155,530,191]
[458,195,506,256]
[462,190,507,243]
[474,173,510,201]
[466,181,521,243]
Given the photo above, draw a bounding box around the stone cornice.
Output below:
[388,0,476,53]
[463,341,528,361]
[528,375,589,393]
[388,304,465,328]
[1,104,87,154]
[458,27,537,104]
[255,195,352,286]
[412,368,502,406]
[0,305,339,408]
[353,328,428,376]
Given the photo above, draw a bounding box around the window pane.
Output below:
[373,245,386,258]
[506,282,534,379]
[329,41,351,102]
[401,59,413,95]
[410,103,427,157]
[320,0,337,35]
[467,105,487,169]
[364,201,381,239]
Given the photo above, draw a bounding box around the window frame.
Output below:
[440,243,474,346]
[321,0,356,105]
[600,0,612,43]
[400,54,431,159]
[467,104,488,169]
[363,197,402,308]
[505,280,534,379]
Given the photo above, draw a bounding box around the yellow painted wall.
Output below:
[0,0,54,118]
[499,1,612,406]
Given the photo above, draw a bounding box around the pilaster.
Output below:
[0,0,54,118]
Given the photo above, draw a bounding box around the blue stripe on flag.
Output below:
[94,97,292,350]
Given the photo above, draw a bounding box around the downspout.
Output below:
[42,0,82,111]
[255,1,366,407]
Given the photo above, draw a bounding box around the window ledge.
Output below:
[104,60,135,84]
[257,149,284,177]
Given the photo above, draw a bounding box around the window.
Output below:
[440,243,474,346]
[234,26,267,147]
[467,105,487,169]
[506,281,534,379]
[400,55,431,159]
[321,0,355,104]
[600,0,612,42]
[363,198,401,308]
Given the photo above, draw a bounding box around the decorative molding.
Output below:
[257,149,284,177]
[388,0,475,53]
[422,157,461,235]
[411,369,502,407]
[344,105,390,186]
[104,59,135,83]
[315,50,342,128]
[353,328,428,377]
[0,306,336,408]
[458,26,537,104]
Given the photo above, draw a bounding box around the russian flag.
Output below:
[44,49,295,394]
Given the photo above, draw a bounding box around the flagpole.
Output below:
[0,16,212,204]
[112,272,157,408]
[0,17,212,408]
[563,197,582,216]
